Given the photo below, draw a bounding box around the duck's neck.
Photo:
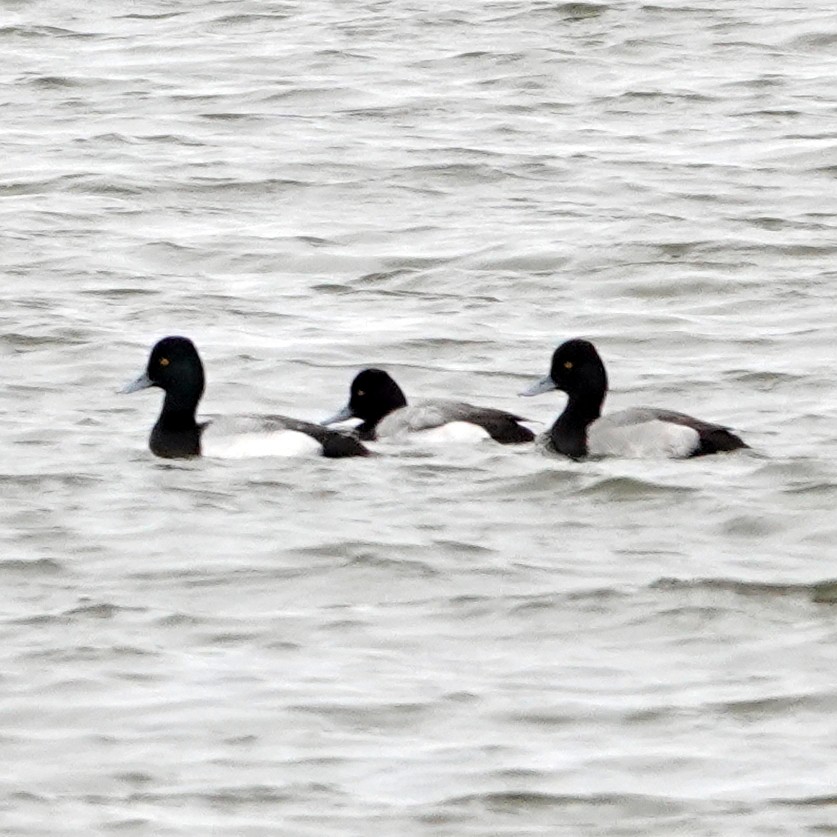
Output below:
[151,392,203,458]
[159,386,201,431]
[359,389,408,438]
[550,383,605,460]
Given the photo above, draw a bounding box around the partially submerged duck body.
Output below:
[522,339,748,460]
[123,336,368,459]
[323,368,535,445]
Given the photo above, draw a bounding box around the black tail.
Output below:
[692,428,749,457]
[483,417,536,445]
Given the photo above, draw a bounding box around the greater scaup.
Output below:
[122,336,369,459]
[521,339,748,459]
[323,367,535,444]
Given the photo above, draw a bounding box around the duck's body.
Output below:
[323,368,535,445]
[522,339,748,460]
[123,337,369,459]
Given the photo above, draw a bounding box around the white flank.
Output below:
[412,421,492,445]
[376,404,492,444]
[589,414,700,459]
[203,430,323,459]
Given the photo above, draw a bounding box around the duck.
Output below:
[322,368,535,444]
[122,336,369,459]
[520,338,748,459]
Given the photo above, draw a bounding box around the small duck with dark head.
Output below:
[521,339,749,460]
[324,368,535,445]
[123,336,369,459]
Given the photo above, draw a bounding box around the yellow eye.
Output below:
[159,357,170,367]
[564,361,573,369]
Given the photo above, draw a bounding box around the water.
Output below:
[2,1,837,834]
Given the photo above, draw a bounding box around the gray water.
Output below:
[3,1,837,834]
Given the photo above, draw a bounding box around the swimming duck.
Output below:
[122,336,369,459]
[521,339,748,459]
[323,368,535,444]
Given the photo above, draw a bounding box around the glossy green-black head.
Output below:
[322,367,408,430]
[548,339,607,396]
[521,338,608,402]
[122,336,206,409]
[348,368,407,423]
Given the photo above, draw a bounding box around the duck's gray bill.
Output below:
[321,404,354,426]
[519,375,556,397]
[120,372,153,394]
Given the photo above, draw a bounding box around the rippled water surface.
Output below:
[3,1,837,834]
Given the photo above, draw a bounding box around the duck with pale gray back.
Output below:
[123,337,369,459]
[521,339,748,460]
[323,368,535,445]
